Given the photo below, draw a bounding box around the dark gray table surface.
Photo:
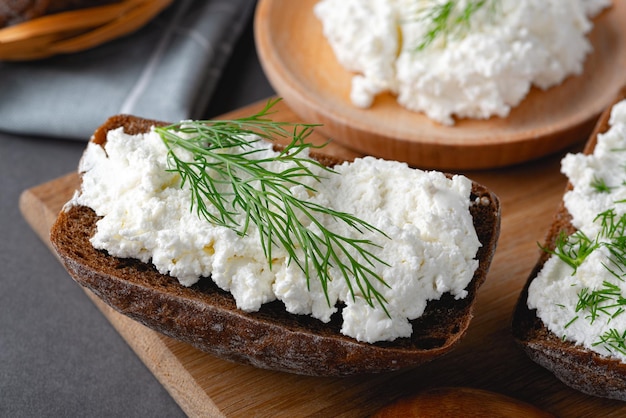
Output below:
[0,19,274,417]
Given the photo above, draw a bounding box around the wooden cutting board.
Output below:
[19,99,626,417]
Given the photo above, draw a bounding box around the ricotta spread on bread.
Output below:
[528,99,626,362]
[314,0,611,125]
[70,126,481,343]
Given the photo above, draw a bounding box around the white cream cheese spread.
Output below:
[528,98,626,362]
[314,0,611,125]
[70,126,481,343]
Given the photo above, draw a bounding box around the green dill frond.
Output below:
[594,328,626,355]
[154,99,391,314]
[590,176,613,193]
[575,281,626,324]
[412,0,499,51]
[539,229,599,274]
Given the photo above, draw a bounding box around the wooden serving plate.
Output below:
[254,0,626,170]
[20,99,626,417]
[373,387,556,418]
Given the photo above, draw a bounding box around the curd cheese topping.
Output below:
[314,0,611,125]
[71,126,481,343]
[528,99,626,362]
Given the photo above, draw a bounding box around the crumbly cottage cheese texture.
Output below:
[528,99,626,362]
[71,126,481,343]
[314,0,611,125]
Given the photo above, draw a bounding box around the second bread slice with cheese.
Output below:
[513,87,626,400]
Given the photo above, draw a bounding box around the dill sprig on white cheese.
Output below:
[413,0,499,51]
[543,208,626,350]
[594,328,626,356]
[154,99,391,314]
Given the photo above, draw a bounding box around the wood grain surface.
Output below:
[0,0,174,60]
[19,99,626,417]
[255,0,626,170]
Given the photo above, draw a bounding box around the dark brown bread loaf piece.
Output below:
[50,114,501,377]
[512,87,626,400]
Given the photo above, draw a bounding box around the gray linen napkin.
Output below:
[0,0,257,140]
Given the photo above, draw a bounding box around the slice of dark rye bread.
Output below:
[50,114,501,377]
[512,87,626,400]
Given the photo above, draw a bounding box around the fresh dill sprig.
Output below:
[153,99,391,314]
[597,209,626,281]
[575,281,626,324]
[594,328,626,356]
[564,315,578,329]
[540,210,626,276]
[591,176,613,193]
[539,229,598,274]
[413,0,499,51]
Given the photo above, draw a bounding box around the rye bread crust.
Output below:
[51,114,501,376]
[512,87,626,400]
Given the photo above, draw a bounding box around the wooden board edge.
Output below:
[18,174,223,418]
[83,290,224,418]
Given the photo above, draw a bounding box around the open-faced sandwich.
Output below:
[50,101,500,376]
[513,87,626,399]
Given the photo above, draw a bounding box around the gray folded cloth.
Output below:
[0,0,256,140]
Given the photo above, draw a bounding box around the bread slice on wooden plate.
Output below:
[50,114,501,377]
[513,87,626,400]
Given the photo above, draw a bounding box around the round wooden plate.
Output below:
[372,387,555,418]
[254,0,626,170]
